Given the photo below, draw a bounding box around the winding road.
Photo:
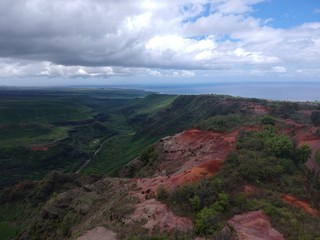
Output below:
[75,139,106,173]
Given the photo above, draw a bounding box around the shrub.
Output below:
[195,193,229,235]
[189,195,201,211]
[311,111,320,126]
[140,146,157,166]
[156,186,169,201]
[261,115,276,126]
[293,144,311,165]
[266,135,294,158]
[316,151,320,165]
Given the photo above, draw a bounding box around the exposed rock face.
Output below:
[157,129,237,175]
[126,129,239,233]
[227,210,284,240]
[122,128,239,235]
[77,227,117,240]
[126,198,193,233]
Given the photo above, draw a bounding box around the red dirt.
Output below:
[227,210,284,240]
[127,129,238,234]
[293,126,320,172]
[243,184,264,196]
[279,119,306,137]
[282,195,319,217]
[31,146,49,151]
[278,118,320,172]
[125,198,193,233]
[133,129,237,201]
[223,99,269,114]
[240,124,262,132]
[157,129,236,175]
[298,110,315,116]
[249,104,269,114]
[134,160,222,201]
[76,227,117,240]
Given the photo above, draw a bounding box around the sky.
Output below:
[0,0,319,86]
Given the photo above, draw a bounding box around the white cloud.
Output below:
[314,8,320,14]
[0,0,318,81]
[272,66,287,73]
[215,0,264,14]
[147,69,162,77]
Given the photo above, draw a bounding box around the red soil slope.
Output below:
[126,198,194,233]
[294,126,320,172]
[223,99,269,115]
[127,129,238,233]
[157,129,236,175]
[227,210,284,240]
[134,129,237,200]
[282,195,319,217]
[77,227,117,240]
[31,146,49,151]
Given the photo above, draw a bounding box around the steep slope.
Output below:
[1,94,320,240]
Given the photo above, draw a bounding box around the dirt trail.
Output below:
[76,139,106,173]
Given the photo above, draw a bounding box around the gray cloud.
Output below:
[0,0,319,79]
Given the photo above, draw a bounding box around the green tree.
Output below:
[261,115,276,126]
[195,193,229,235]
[266,135,294,158]
[293,144,311,166]
[311,111,320,126]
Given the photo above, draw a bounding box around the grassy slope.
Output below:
[84,94,178,174]
[0,88,153,188]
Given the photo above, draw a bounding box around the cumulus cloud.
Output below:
[0,0,319,79]
[271,66,287,73]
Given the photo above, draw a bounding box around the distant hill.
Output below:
[0,88,320,239]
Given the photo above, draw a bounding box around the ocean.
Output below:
[137,82,320,101]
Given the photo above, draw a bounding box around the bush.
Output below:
[156,186,169,201]
[140,146,157,166]
[195,193,229,235]
[293,144,311,165]
[261,115,276,126]
[311,111,320,126]
[189,195,201,211]
[316,151,320,165]
[266,135,294,158]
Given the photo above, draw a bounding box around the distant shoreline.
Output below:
[0,81,319,102]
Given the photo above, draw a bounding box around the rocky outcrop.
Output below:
[157,129,237,175]
[125,198,193,233]
[77,227,117,240]
[227,210,284,240]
